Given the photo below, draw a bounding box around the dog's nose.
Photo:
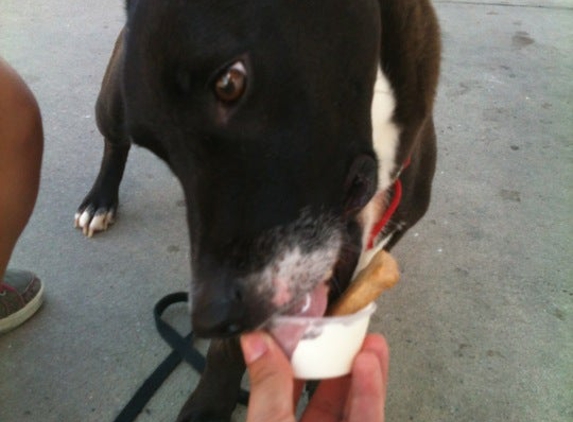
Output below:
[191,284,246,338]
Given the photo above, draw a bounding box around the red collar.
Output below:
[366,157,411,250]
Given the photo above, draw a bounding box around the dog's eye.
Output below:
[214,62,247,103]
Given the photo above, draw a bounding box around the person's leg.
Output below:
[0,57,44,334]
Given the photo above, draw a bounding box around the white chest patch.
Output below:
[355,68,400,274]
[371,67,400,192]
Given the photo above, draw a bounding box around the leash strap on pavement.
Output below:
[113,292,249,422]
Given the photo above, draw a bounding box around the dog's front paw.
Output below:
[74,194,117,238]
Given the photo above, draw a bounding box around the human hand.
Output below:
[240,331,389,422]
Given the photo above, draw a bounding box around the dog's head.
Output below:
[123,0,383,337]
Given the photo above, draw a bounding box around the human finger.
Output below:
[343,336,389,421]
[241,331,296,422]
[360,333,390,387]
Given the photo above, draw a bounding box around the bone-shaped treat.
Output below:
[327,250,400,316]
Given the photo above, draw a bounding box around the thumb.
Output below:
[241,331,296,422]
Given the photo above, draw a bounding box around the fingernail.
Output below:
[241,332,269,364]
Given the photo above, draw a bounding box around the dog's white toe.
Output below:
[74,209,115,237]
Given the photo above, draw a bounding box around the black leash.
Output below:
[113,292,249,422]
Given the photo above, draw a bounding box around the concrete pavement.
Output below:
[1,1,571,421]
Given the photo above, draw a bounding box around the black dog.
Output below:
[75,1,440,420]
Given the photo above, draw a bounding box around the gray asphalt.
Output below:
[1,1,571,421]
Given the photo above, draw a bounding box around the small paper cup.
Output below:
[267,302,377,379]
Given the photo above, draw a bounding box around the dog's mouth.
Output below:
[273,243,359,321]
[265,276,332,357]
[280,278,331,318]
[262,230,361,355]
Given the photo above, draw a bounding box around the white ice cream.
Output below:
[271,302,377,379]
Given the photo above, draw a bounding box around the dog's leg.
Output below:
[75,29,130,237]
[177,338,245,422]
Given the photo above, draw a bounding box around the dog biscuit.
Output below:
[327,250,400,316]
